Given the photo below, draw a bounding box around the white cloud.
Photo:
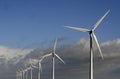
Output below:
[0,46,33,64]
[74,38,120,58]
[101,39,120,58]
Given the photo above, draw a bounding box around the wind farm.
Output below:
[0,1,120,79]
[16,9,110,79]
[16,38,66,79]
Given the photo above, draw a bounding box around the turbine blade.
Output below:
[55,54,65,64]
[43,53,52,58]
[29,58,32,65]
[41,64,42,72]
[32,65,38,69]
[39,63,42,72]
[92,10,110,31]
[64,26,90,32]
[92,33,104,59]
[27,67,31,71]
[53,38,57,54]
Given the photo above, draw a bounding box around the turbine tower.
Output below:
[50,38,65,79]
[64,10,110,79]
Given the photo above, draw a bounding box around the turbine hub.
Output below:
[52,53,55,57]
[89,30,92,34]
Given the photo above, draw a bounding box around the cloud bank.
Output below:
[0,38,120,79]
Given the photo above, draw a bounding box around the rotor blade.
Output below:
[39,53,52,63]
[42,53,52,59]
[40,63,42,72]
[25,67,30,72]
[32,65,38,69]
[53,38,57,54]
[27,66,31,71]
[38,62,42,72]
[29,58,32,65]
[92,33,104,59]
[55,54,65,64]
[64,26,90,32]
[92,10,110,31]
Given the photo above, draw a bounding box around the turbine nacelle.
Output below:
[89,30,93,34]
[52,52,55,57]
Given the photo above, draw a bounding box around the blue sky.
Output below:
[0,0,119,47]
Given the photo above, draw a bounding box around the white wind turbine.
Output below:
[17,69,23,79]
[64,10,110,79]
[27,58,38,79]
[19,72,22,79]
[16,71,20,79]
[19,67,27,79]
[22,70,25,79]
[24,66,31,79]
[50,38,65,79]
[37,53,52,79]
[17,65,31,79]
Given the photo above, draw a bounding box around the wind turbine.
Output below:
[16,71,20,79]
[17,69,23,79]
[64,10,110,79]
[22,70,25,79]
[20,71,23,79]
[24,66,31,79]
[37,53,52,79]
[19,68,27,79]
[50,38,65,79]
[27,58,38,79]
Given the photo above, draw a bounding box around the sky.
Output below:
[0,0,119,47]
[0,0,120,79]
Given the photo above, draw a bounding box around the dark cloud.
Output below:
[0,38,120,79]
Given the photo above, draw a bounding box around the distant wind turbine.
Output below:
[29,54,51,79]
[64,10,110,79]
[19,67,28,79]
[27,58,38,79]
[50,38,65,79]
[22,70,25,79]
[24,66,31,79]
[17,69,23,79]
[16,71,20,79]
[37,53,52,79]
